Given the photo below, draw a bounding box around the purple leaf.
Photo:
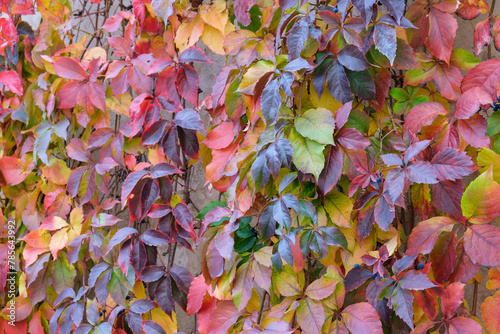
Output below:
[399,270,436,290]
[142,120,168,146]
[106,228,138,254]
[169,266,194,293]
[121,170,149,207]
[327,60,351,104]
[174,108,203,130]
[140,265,166,282]
[374,23,397,65]
[179,46,212,63]
[390,285,414,330]
[337,45,371,71]
[431,148,476,181]
[318,145,343,197]
[287,18,309,60]
[406,161,438,184]
[261,79,281,125]
[283,58,314,71]
[130,299,157,314]
[140,229,171,246]
[404,140,431,163]
[381,153,403,167]
[156,277,174,315]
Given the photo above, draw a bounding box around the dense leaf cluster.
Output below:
[0,0,500,333]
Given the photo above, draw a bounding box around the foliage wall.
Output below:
[1,0,500,333]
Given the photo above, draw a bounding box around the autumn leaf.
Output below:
[461,166,500,224]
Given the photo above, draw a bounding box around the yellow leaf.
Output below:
[200,0,227,33]
[106,93,131,117]
[22,230,51,249]
[49,229,68,259]
[134,280,147,299]
[307,82,343,111]
[237,60,275,94]
[41,158,71,185]
[201,24,225,55]
[151,308,177,334]
[70,206,83,235]
[83,46,107,65]
[477,148,500,183]
[175,14,205,52]
[246,289,260,313]
[254,246,273,267]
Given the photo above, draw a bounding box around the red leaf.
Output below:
[456,3,480,20]
[318,145,343,197]
[407,217,456,255]
[480,290,500,333]
[335,101,353,130]
[455,87,492,119]
[203,121,234,150]
[464,224,500,266]
[66,138,91,162]
[462,59,500,98]
[88,128,115,149]
[187,274,209,315]
[208,301,242,334]
[0,156,30,186]
[425,8,457,64]
[449,239,479,283]
[234,0,252,25]
[369,68,391,112]
[341,302,383,334]
[147,57,175,75]
[430,180,465,221]
[457,114,490,148]
[53,57,88,81]
[415,290,438,320]
[494,19,500,51]
[337,128,371,150]
[447,317,482,334]
[88,81,106,111]
[441,282,465,319]
[296,298,325,334]
[405,102,448,134]
[0,70,23,95]
[434,64,462,100]
[177,64,199,106]
[430,231,457,282]
[205,141,239,184]
[474,18,491,56]
[57,81,85,109]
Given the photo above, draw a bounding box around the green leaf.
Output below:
[345,108,369,134]
[324,192,353,228]
[289,128,326,179]
[389,88,409,101]
[272,266,302,297]
[461,166,500,224]
[345,69,375,100]
[451,49,480,71]
[51,256,76,294]
[487,110,500,136]
[195,201,227,220]
[295,108,335,145]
